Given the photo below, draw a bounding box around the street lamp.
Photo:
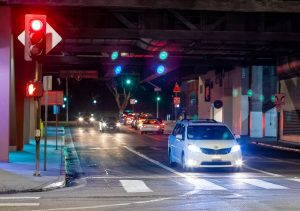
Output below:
[156,96,161,118]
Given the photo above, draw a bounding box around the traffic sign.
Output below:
[130,99,137,105]
[41,91,64,106]
[173,83,181,93]
[173,97,180,105]
[43,76,52,91]
[154,87,162,92]
[18,22,62,55]
[274,93,286,105]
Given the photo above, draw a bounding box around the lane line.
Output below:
[243,165,282,177]
[288,178,300,183]
[0,197,40,200]
[0,203,40,207]
[120,180,153,193]
[240,179,288,189]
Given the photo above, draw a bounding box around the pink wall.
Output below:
[0,7,11,162]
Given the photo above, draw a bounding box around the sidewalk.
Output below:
[241,136,300,152]
[0,127,66,194]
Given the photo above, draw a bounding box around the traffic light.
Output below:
[125,79,132,85]
[114,65,122,75]
[156,65,165,74]
[26,81,43,97]
[111,51,119,60]
[156,96,161,101]
[159,51,168,60]
[25,14,46,61]
[247,89,253,97]
[64,97,67,102]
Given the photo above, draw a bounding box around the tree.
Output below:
[106,75,138,114]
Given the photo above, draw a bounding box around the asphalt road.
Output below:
[2,126,300,210]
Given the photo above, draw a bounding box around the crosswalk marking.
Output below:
[240,179,288,189]
[0,203,40,207]
[120,180,153,193]
[186,178,226,190]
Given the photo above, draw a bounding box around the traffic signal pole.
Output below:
[66,77,69,122]
[34,61,42,176]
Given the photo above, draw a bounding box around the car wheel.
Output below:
[169,149,176,167]
[181,153,187,171]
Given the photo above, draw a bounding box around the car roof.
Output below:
[177,119,226,126]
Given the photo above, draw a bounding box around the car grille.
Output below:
[200,148,231,155]
[201,161,232,166]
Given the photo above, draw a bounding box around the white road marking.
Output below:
[124,146,229,191]
[288,178,300,183]
[120,180,153,193]
[88,147,119,150]
[186,178,226,190]
[251,141,300,153]
[243,165,282,177]
[0,197,40,200]
[240,179,288,189]
[43,180,65,190]
[0,203,40,207]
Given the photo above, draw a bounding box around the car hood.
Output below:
[188,139,237,149]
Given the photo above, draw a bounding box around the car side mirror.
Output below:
[176,134,183,140]
[234,134,241,139]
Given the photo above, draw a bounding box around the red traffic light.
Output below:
[26,81,44,97]
[30,19,43,31]
[25,14,46,61]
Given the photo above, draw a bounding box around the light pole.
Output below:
[156,96,161,118]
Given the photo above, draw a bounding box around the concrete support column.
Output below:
[0,7,11,162]
[250,66,264,138]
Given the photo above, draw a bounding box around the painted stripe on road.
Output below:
[186,178,226,190]
[288,178,300,183]
[240,179,288,189]
[0,197,40,200]
[243,165,282,177]
[120,180,153,193]
[0,203,40,207]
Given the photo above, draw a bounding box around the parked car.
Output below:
[168,119,243,171]
[140,118,164,134]
[99,116,121,132]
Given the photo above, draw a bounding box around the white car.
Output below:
[140,119,164,134]
[168,119,243,171]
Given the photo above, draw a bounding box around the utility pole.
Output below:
[66,77,69,122]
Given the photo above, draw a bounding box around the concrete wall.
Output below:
[197,67,249,135]
[280,77,300,143]
[0,7,11,162]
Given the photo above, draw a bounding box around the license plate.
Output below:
[212,155,221,160]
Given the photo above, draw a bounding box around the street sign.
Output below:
[59,70,98,79]
[43,76,52,91]
[41,91,64,106]
[130,99,137,105]
[173,97,180,105]
[275,93,286,105]
[53,105,60,115]
[18,22,62,54]
[154,87,162,92]
[173,83,181,93]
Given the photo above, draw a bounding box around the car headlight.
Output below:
[188,144,201,152]
[89,117,95,122]
[231,145,241,153]
[116,122,121,127]
[102,122,107,127]
[78,117,84,122]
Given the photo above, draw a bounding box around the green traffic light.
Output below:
[271,95,275,103]
[64,97,67,102]
[111,51,119,60]
[156,96,161,101]
[247,89,253,97]
[126,79,131,85]
[159,51,168,60]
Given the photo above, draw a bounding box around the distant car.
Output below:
[77,113,97,126]
[124,114,135,125]
[99,117,121,132]
[132,114,148,130]
[168,119,243,171]
[140,118,164,134]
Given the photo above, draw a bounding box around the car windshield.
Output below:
[187,125,234,140]
[144,119,159,124]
